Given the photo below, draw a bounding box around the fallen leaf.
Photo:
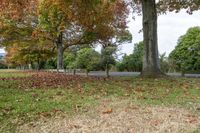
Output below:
[196,107,200,111]
[102,108,113,114]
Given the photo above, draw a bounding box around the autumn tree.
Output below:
[5,42,53,69]
[0,0,38,22]
[0,23,54,69]
[37,0,91,71]
[91,0,131,77]
[0,8,54,69]
[37,0,131,72]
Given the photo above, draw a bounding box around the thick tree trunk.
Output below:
[141,0,163,77]
[56,33,64,72]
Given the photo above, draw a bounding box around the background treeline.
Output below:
[0,0,200,76]
[2,26,199,76]
[117,27,200,75]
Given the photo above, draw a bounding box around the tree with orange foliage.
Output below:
[0,0,38,20]
[37,0,130,71]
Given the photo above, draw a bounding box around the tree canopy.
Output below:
[169,27,200,74]
[0,0,131,71]
[117,41,143,72]
[1,0,200,76]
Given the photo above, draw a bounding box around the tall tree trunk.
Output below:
[56,32,64,72]
[73,69,76,75]
[37,58,40,71]
[181,71,185,77]
[105,63,110,78]
[86,69,89,77]
[141,0,163,77]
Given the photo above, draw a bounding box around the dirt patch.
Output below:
[17,100,200,133]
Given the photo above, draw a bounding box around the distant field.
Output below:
[0,70,200,132]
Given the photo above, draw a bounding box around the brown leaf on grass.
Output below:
[14,72,102,89]
[184,114,198,124]
[138,96,147,100]
[32,93,38,98]
[56,91,63,96]
[38,112,52,118]
[94,95,101,99]
[150,119,163,126]
[102,108,113,114]
[151,96,160,100]
[196,107,200,111]
[2,106,14,115]
[135,88,146,93]
[185,117,198,124]
[124,93,130,96]
[52,109,64,114]
[74,105,82,112]
[125,105,139,112]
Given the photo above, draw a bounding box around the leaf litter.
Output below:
[17,99,200,133]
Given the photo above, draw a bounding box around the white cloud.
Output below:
[0,49,5,53]
[121,10,200,56]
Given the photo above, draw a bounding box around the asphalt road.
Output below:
[88,71,200,78]
[53,70,200,78]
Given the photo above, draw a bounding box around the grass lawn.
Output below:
[0,70,200,132]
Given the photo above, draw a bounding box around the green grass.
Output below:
[0,70,200,132]
[0,86,96,131]
[0,70,30,78]
[192,126,200,133]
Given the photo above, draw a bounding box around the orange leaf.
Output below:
[102,108,113,114]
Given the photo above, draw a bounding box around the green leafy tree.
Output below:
[169,27,200,76]
[64,52,76,70]
[118,42,171,73]
[64,44,91,74]
[76,48,100,76]
[0,55,7,69]
[117,42,143,72]
[100,46,117,77]
[44,58,57,69]
[98,30,132,77]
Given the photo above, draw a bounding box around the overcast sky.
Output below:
[121,10,200,56]
[0,49,4,53]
